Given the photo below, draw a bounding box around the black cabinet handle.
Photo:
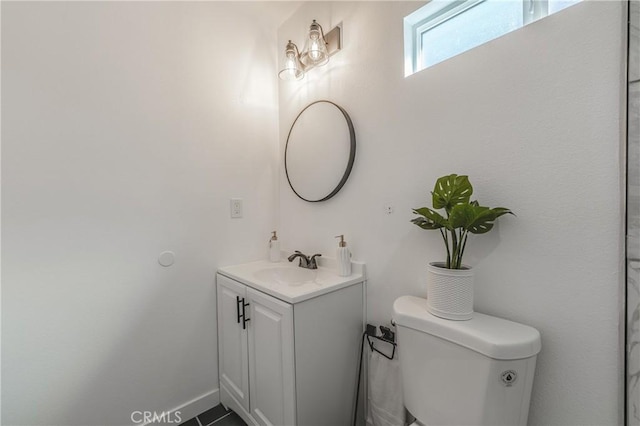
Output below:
[236,296,242,324]
[242,300,250,330]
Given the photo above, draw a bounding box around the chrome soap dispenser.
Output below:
[335,235,351,277]
[269,231,280,262]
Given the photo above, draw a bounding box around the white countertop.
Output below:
[217,258,366,304]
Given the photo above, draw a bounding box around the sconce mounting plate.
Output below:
[325,25,342,56]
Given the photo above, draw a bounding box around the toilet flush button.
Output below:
[501,370,517,387]
[158,251,175,267]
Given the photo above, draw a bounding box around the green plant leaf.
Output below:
[448,204,477,229]
[488,207,514,219]
[467,207,514,234]
[411,207,447,230]
[432,174,473,213]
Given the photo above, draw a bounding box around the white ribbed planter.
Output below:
[426,262,474,321]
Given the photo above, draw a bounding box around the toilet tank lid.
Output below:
[392,296,541,360]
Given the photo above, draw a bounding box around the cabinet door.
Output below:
[246,288,296,426]
[217,274,250,413]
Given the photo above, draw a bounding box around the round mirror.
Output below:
[284,101,356,202]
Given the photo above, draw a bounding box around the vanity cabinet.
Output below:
[216,270,364,426]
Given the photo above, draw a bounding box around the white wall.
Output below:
[2,2,283,425]
[278,2,625,425]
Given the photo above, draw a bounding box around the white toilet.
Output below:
[392,296,541,426]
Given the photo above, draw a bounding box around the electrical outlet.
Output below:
[383,203,394,215]
[231,198,243,218]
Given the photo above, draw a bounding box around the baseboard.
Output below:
[140,389,220,426]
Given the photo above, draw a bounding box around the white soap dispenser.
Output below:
[269,231,281,262]
[335,235,352,277]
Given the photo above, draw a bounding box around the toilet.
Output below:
[392,296,541,426]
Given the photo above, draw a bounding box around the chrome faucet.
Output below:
[288,251,322,269]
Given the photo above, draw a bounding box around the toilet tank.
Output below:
[392,296,541,426]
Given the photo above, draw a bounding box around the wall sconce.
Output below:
[278,40,305,81]
[278,20,342,81]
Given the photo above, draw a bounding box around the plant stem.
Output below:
[458,229,465,268]
[456,229,464,269]
[458,231,469,269]
[440,228,451,268]
[450,229,458,269]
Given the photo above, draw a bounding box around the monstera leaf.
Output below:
[432,174,473,213]
[467,207,513,234]
[411,207,448,230]
[449,204,513,234]
[447,204,475,229]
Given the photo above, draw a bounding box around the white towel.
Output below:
[367,348,405,426]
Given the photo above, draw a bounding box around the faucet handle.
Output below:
[309,254,322,269]
[289,251,310,267]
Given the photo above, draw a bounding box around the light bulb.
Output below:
[301,20,329,67]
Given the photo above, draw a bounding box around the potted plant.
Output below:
[411,174,513,320]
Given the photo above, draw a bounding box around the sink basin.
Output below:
[253,266,318,286]
[218,260,365,304]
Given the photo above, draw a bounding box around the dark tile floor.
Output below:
[179,404,247,426]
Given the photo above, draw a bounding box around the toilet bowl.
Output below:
[392,296,541,426]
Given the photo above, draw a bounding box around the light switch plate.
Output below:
[231,198,243,218]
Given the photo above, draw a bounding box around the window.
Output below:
[404,0,581,76]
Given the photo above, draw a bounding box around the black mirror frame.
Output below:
[284,100,356,203]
